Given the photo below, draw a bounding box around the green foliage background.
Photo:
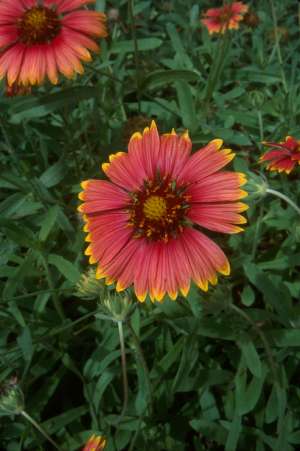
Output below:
[1,0,300,450]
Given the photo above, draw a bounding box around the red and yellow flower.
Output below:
[78,122,248,302]
[83,434,106,451]
[0,0,107,86]
[201,2,248,34]
[259,136,300,174]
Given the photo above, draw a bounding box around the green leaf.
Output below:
[225,413,242,451]
[48,254,80,283]
[39,159,67,188]
[110,38,162,53]
[39,206,60,241]
[241,285,255,306]
[239,336,262,378]
[8,87,97,122]
[142,70,199,90]
[17,326,33,363]
[175,80,197,131]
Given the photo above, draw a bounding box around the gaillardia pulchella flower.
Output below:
[79,122,248,302]
[201,2,248,34]
[83,434,106,451]
[259,136,300,174]
[0,0,107,86]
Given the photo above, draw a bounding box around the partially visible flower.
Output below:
[259,136,300,174]
[201,2,248,34]
[83,434,106,451]
[0,377,24,415]
[78,121,248,303]
[5,82,32,97]
[0,0,107,87]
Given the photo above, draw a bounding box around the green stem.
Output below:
[269,0,288,93]
[40,254,65,322]
[257,110,264,141]
[205,30,230,102]
[230,304,279,383]
[128,323,153,415]
[251,202,264,260]
[21,410,61,450]
[117,320,128,422]
[266,188,300,215]
[128,0,141,112]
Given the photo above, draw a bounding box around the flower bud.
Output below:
[102,292,132,322]
[248,90,265,109]
[0,377,24,415]
[245,172,268,199]
[83,434,106,451]
[76,268,105,300]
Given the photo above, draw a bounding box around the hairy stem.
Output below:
[21,410,61,450]
[266,188,300,215]
[128,0,141,112]
[128,323,153,415]
[269,0,288,93]
[117,320,129,422]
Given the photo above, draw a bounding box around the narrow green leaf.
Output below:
[239,336,262,378]
[48,254,80,284]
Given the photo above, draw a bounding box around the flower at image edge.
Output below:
[0,0,107,86]
[202,2,248,34]
[259,136,300,174]
[78,121,248,303]
[83,434,106,451]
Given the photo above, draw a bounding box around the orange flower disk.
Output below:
[79,122,248,303]
[260,136,300,174]
[83,434,106,451]
[0,0,107,86]
[202,2,248,34]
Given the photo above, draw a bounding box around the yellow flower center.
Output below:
[143,195,167,221]
[18,6,61,45]
[128,176,191,242]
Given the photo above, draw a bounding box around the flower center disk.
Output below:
[18,6,61,45]
[128,178,190,242]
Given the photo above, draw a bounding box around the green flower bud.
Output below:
[0,378,24,415]
[245,172,268,199]
[101,292,132,322]
[248,90,265,109]
[75,268,105,300]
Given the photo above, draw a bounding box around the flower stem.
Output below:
[205,30,230,102]
[128,0,141,113]
[21,410,61,450]
[117,320,128,422]
[128,323,153,415]
[40,254,65,322]
[266,188,300,215]
[269,0,288,93]
[251,202,265,260]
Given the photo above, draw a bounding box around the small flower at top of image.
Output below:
[0,0,108,87]
[83,434,106,451]
[78,121,248,303]
[259,136,300,174]
[201,1,249,34]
